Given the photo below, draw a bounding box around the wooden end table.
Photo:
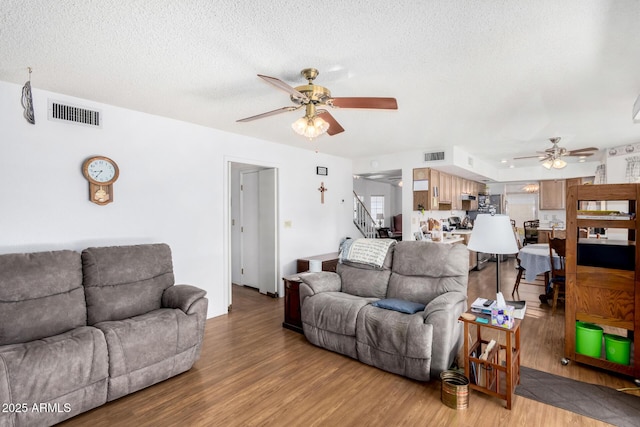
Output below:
[459,311,522,409]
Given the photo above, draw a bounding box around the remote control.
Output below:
[483,299,494,307]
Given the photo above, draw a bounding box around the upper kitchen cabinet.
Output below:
[452,175,462,210]
[439,172,452,204]
[413,168,439,211]
[539,179,566,210]
[413,168,481,211]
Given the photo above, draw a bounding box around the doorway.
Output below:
[228,162,279,310]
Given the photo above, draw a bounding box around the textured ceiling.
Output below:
[2,0,640,169]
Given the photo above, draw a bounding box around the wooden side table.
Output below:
[296,252,339,273]
[283,275,304,333]
[459,311,522,409]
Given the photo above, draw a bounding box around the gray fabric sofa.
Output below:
[0,243,207,427]
[299,240,468,381]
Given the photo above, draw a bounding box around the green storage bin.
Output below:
[576,322,603,358]
[604,334,631,365]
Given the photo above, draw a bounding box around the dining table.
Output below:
[517,243,560,283]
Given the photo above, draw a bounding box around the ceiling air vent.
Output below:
[424,151,445,162]
[48,100,102,128]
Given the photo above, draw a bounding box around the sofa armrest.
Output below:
[422,292,468,376]
[298,272,342,307]
[162,284,207,313]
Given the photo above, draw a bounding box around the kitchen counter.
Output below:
[435,236,464,244]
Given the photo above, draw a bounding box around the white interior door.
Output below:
[258,168,277,296]
[240,171,260,289]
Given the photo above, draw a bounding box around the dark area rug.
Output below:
[516,366,640,427]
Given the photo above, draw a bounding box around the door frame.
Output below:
[223,157,280,312]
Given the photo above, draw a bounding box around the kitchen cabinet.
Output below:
[413,168,438,211]
[452,176,462,210]
[439,172,452,204]
[565,184,639,380]
[539,179,566,210]
[413,168,481,212]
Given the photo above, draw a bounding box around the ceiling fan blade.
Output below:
[514,155,546,160]
[566,151,595,157]
[257,74,309,102]
[330,97,398,110]
[317,110,345,136]
[567,147,598,155]
[236,106,300,122]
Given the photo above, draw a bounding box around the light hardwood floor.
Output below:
[61,257,639,427]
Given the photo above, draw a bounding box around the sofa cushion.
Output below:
[337,263,391,299]
[301,292,376,359]
[95,308,199,400]
[0,326,108,414]
[372,298,426,314]
[356,304,434,380]
[387,241,468,304]
[0,250,86,345]
[82,243,175,324]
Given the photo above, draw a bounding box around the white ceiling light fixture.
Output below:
[633,94,640,122]
[291,104,329,139]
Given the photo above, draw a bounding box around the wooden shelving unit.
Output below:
[565,184,639,380]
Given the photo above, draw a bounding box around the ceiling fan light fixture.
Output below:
[291,115,329,139]
[553,158,567,169]
[542,159,553,169]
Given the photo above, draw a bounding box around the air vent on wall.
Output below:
[48,99,102,128]
[424,151,445,162]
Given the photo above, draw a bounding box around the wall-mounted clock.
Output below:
[82,156,119,205]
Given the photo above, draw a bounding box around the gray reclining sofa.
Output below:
[0,243,207,427]
[299,239,468,381]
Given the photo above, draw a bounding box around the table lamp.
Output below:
[467,214,518,293]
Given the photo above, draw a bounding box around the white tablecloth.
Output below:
[518,243,560,282]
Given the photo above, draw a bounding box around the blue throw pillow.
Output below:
[372,298,426,314]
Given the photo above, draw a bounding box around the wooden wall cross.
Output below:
[318,182,328,204]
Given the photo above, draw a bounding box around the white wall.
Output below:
[0,81,354,318]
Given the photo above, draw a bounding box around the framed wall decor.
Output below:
[316,166,328,176]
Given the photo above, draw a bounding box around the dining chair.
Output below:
[548,236,566,314]
[511,229,526,296]
[523,220,540,245]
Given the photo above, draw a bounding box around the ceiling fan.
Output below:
[513,137,598,169]
[236,68,398,139]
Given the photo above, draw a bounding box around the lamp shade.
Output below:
[376,213,384,220]
[467,214,518,255]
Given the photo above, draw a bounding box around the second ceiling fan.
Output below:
[513,137,598,169]
[237,68,398,138]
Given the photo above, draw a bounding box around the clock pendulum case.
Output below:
[82,156,119,205]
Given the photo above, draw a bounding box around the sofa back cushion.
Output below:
[82,243,174,324]
[0,250,86,345]
[387,241,468,304]
[337,243,394,298]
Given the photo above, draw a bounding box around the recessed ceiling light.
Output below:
[509,165,515,169]
[579,159,585,163]
[501,159,507,163]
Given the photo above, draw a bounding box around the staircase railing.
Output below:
[353,191,377,238]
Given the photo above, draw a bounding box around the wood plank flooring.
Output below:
[61,258,639,426]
